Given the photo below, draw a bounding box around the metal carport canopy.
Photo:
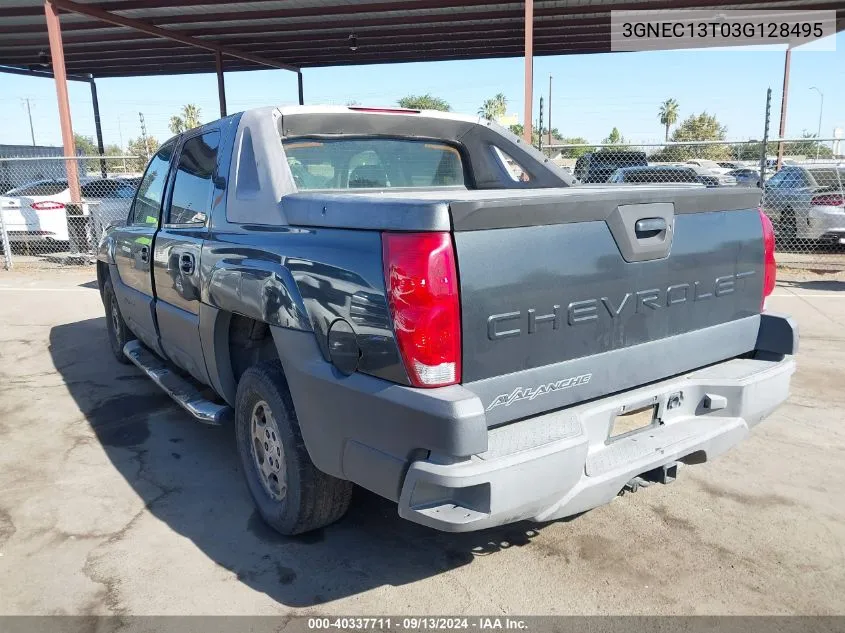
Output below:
[0,0,843,152]
[2,0,844,75]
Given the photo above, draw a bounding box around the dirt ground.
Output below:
[0,268,843,616]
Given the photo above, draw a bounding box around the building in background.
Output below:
[0,145,66,194]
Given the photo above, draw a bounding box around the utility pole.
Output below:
[548,75,553,151]
[138,112,150,159]
[523,0,533,144]
[118,116,127,172]
[810,86,824,161]
[776,48,791,170]
[22,98,36,146]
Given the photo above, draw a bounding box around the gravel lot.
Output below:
[0,268,843,616]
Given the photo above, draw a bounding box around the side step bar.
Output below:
[123,340,233,426]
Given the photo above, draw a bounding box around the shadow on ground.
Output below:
[778,278,844,292]
[49,317,549,608]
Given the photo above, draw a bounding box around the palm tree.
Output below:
[659,98,679,142]
[169,104,203,134]
[478,93,508,121]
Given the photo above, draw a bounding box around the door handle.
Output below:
[139,245,149,263]
[635,217,667,239]
[179,253,195,274]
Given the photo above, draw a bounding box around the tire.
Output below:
[103,277,134,364]
[235,360,353,535]
[777,208,798,249]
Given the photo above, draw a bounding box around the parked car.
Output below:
[717,161,742,171]
[685,164,737,187]
[0,176,138,245]
[608,165,700,184]
[96,105,795,535]
[726,168,762,188]
[685,159,731,175]
[761,165,845,243]
[574,151,647,183]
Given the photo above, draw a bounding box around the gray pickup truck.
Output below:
[96,105,797,535]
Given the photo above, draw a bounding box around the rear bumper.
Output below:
[804,205,845,241]
[270,313,797,532]
[398,353,794,531]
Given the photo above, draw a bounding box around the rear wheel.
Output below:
[235,360,353,535]
[777,208,798,250]
[103,278,134,364]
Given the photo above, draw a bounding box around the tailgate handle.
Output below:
[635,217,666,239]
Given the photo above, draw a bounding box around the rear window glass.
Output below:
[810,169,845,188]
[592,153,647,168]
[7,181,67,196]
[283,137,465,190]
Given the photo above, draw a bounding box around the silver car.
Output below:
[761,166,845,243]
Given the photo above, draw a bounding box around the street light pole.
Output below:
[810,86,824,160]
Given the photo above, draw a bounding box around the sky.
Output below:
[1,32,843,151]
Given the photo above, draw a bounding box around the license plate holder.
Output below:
[609,404,658,440]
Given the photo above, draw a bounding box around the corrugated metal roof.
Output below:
[0,0,842,77]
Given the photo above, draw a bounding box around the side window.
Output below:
[491,146,531,182]
[779,169,802,187]
[167,131,220,224]
[766,170,785,187]
[130,141,175,225]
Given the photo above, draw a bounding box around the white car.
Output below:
[685,159,731,175]
[0,177,138,245]
[685,164,737,187]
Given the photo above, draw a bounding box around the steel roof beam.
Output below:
[46,0,298,71]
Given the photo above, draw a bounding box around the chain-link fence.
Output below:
[550,138,845,270]
[2,141,844,271]
[0,155,143,269]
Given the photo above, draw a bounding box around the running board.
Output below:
[123,340,232,426]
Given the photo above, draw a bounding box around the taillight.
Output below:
[382,232,461,387]
[760,208,776,308]
[811,194,845,207]
[30,201,65,211]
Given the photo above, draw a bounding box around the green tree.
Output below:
[658,98,680,142]
[169,104,202,135]
[671,112,726,143]
[478,93,508,120]
[397,94,451,111]
[650,112,729,161]
[508,123,524,137]
[73,134,122,172]
[554,136,594,158]
[74,133,98,157]
[126,135,160,171]
[784,132,834,159]
[602,127,627,146]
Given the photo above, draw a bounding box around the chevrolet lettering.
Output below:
[487,271,756,340]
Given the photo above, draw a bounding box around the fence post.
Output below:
[0,205,12,270]
[759,88,772,182]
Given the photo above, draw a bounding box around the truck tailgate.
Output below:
[450,186,765,423]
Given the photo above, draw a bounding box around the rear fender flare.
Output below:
[204,259,311,331]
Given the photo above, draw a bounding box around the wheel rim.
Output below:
[250,400,287,501]
[109,296,121,337]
